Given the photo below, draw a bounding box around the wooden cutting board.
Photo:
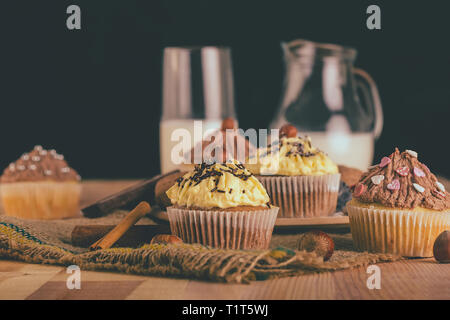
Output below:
[275,216,349,226]
[151,208,350,231]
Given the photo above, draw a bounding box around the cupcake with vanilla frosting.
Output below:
[0,146,81,220]
[347,148,450,257]
[246,124,340,218]
[166,160,278,249]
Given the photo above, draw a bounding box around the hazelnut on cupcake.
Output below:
[0,146,81,220]
[166,160,279,250]
[246,124,340,218]
[347,148,450,257]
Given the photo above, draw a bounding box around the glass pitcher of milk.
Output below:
[271,39,383,170]
[160,46,236,173]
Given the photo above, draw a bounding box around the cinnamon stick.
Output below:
[89,201,151,250]
[72,224,171,248]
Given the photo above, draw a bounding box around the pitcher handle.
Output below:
[353,68,384,140]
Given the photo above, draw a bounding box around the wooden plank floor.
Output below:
[0,179,449,300]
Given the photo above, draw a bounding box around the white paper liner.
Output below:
[0,182,81,220]
[347,203,450,257]
[257,174,340,218]
[167,206,279,250]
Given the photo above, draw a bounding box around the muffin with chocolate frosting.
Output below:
[166,160,278,249]
[246,124,341,218]
[347,148,450,257]
[0,145,81,219]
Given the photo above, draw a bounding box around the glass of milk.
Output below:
[160,47,236,173]
[271,39,383,171]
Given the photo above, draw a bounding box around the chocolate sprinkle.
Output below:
[178,162,254,194]
[257,138,318,159]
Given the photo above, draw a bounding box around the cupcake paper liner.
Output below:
[167,206,279,250]
[257,174,340,218]
[347,203,450,257]
[0,182,81,220]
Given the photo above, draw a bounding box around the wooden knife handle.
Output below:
[81,170,183,218]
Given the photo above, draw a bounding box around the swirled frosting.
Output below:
[185,129,255,164]
[247,136,338,176]
[353,148,450,210]
[184,118,256,165]
[0,146,80,183]
[166,160,270,209]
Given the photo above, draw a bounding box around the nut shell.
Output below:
[297,230,334,261]
[221,117,237,130]
[150,234,183,245]
[338,165,363,187]
[433,230,450,263]
[155,171,185,210]
[279,124,298,138]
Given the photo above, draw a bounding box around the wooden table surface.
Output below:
[0,180,449,300]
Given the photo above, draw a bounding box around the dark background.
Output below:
[2,0,450,179]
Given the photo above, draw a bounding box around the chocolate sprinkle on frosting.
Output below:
[257,138,318,159]
[354,148,450,210]
[176,161,253,193]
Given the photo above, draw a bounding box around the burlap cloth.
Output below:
[0,211,401,284]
